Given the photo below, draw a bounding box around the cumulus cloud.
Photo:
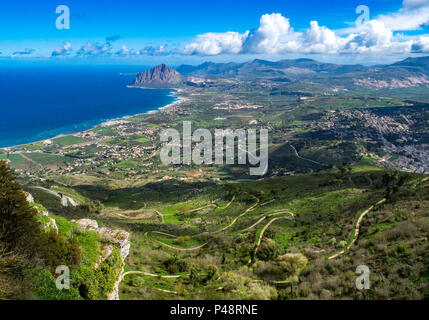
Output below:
[182,9,427,56]
[343,20,393,53]
[411,36,429,52]
[76,41,112,56]
[243,13,298,54]
[112,45,172,56]
[115,45,130,56]
[51,42,72,56]
[43,1,429,59]
[184,31,249,55]
[377,0,429,31]
[135,45,172,56]
[12,48,35,56]
[302,21,345,53]
[66,40,171,58]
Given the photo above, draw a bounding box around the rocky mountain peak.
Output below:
[134,64,184,87]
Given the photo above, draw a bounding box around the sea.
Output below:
[0,63,178,148]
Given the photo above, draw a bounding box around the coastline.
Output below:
[1,87,185,150]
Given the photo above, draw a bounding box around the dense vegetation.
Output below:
[0,161,122,300]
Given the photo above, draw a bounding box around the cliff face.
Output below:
[28,194,130,300]
[134,64,184,87]
[76,219,130,300]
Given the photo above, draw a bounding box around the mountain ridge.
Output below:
[176,56,429,79]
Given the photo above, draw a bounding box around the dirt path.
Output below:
[247,212,294,265]
[122,271,182,280]
[19,153,44,169]
[145,194,239,250]
[148,197,272,252]
[211,196,259,234]
[152,231,176,238]
[218,194,236,209]
[189,194,236,213]
[289,144,323,166]
[121,271,179,295]
[244,216,267,232]
[155,239,209,251]
[243,210,293,232]
[328,198,386,260]
[106,209,155,220]
[260,199,276,207]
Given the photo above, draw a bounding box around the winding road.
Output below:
[30,186,78,207]
[289,143,323,166]
[247,212,295,265]
[328,198,386,260]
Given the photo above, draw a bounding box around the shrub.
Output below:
[277,253,308,280]
[256,239,278,261]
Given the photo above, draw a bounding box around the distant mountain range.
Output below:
[134,56,429,89]
[177,56,429,77]
[176,58,369,77]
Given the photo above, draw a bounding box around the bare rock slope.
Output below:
[134,64,183,87]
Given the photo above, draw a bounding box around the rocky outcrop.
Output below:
[40,210,59,233]
[76,219,130,300]
[25,192,59,233]
[353,75,429,89]
[94,244,113,269]
[134,64,183,87]
[25,192,34,203]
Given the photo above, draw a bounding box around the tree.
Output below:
[205,265,219,281]
[277,253,308,281]
[256,239,278,261]
[220,271,277,300]
[80,200,104,214]
[0,162,82,298]
[0,161,41,256]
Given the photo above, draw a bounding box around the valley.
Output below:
[1,56,428,300]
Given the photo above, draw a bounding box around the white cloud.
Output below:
[377,0,429,31]
[52,42,72,56]
[184,31,249,55]
[44,1,429,59]
[182,9,426,56]
[243,13,298,54]
[411,36,429,52]
[343,20,393,53]
[115,45,130,56]
[403,0,429,9]
[302,21,345,53]
[76,41,111,56]
[134,45,173,56]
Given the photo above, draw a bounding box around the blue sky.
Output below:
[0,0,428,65]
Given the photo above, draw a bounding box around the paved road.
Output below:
[31,186,77,207]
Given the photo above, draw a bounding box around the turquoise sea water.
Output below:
[0,64,177,147]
